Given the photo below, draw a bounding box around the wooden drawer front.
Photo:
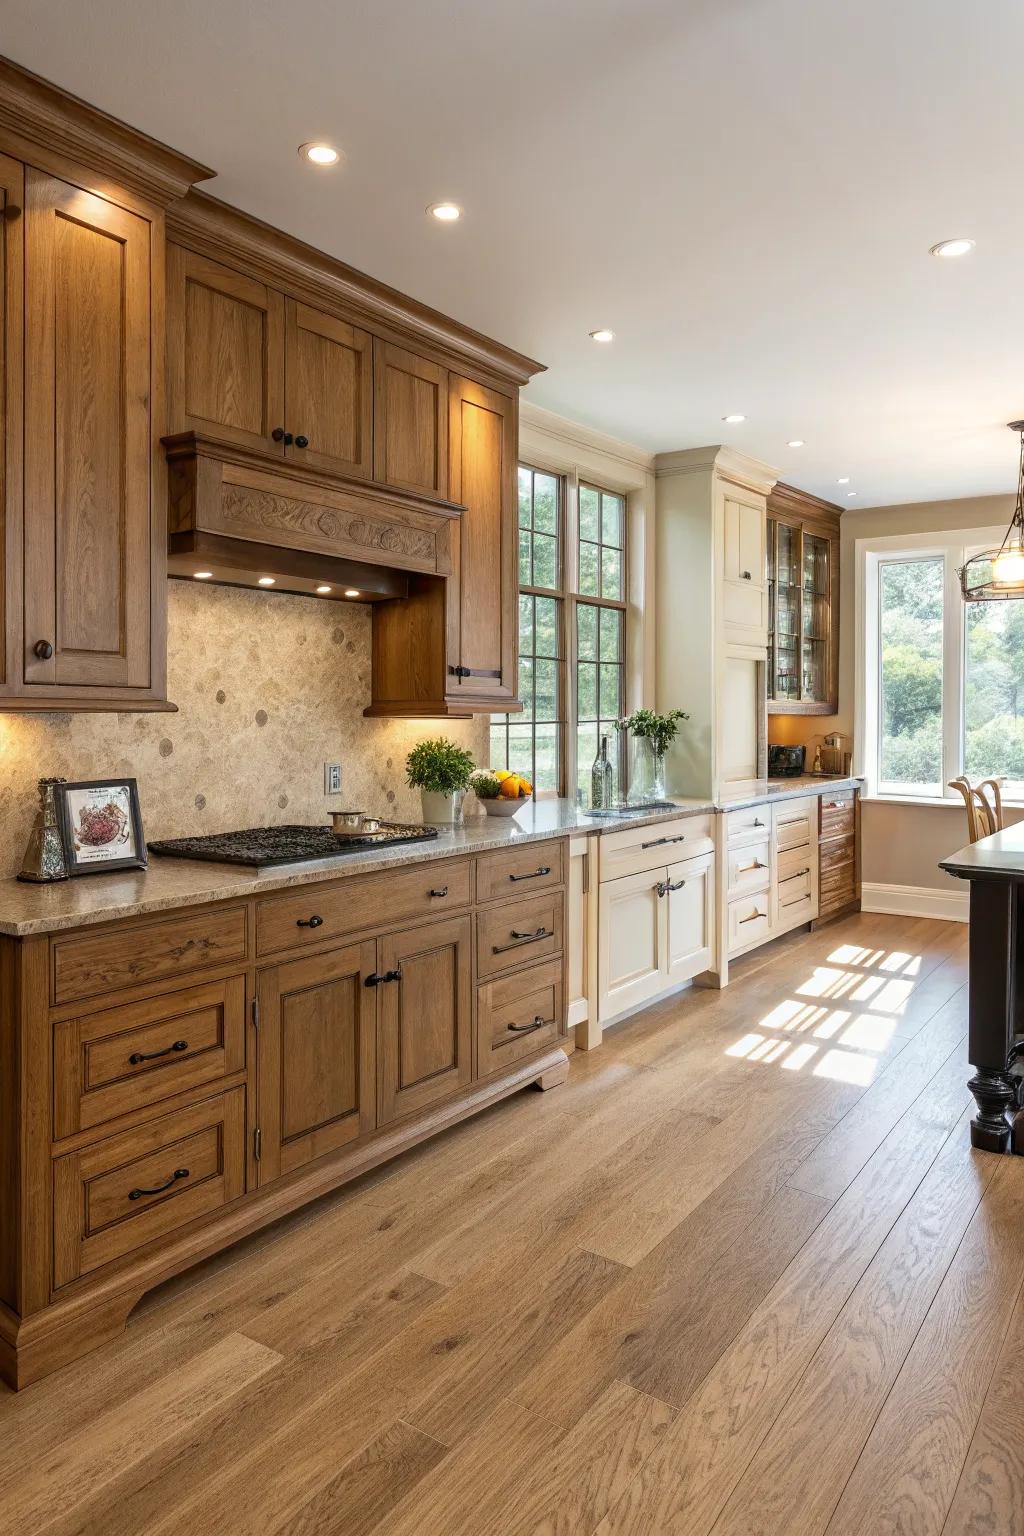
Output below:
[53,1088,246,1288]
[52,907,248,1006]
[477,958,563,1075]
[820,835,856,876]
[820,791,856,839]
[599,816,714,883]
[477,890,563,981]
[728,895,771,954]
[774,801,814,852]
[820,866,857,913]
[475,841,565,904]
[256,859,472,956]
[727,839,771,897]
[54,976,246,1139]
[725,806,771,847]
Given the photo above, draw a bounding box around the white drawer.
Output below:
[773,799,814,852]
[775,891,814,932]
[599,815,714,883]
[727,838,771,897]
[725,805,771,847]
[776,861,812,909]
[728,896,771,953]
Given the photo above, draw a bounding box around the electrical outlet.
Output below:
[324,762,342,796]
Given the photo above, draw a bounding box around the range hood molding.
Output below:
[164,431,463,599]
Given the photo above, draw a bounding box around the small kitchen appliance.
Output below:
[768,745,806,778]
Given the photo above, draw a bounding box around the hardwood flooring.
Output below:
[2,911,1021,1535]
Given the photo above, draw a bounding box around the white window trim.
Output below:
[855,523,1018,802]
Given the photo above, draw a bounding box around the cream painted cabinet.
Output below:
[567,833,599,1047]
[722,491,767,643]
[598,849,717,1025]
[665,851,715,984]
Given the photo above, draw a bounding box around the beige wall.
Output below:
[772,491,1016,891]
[0,583,486,879]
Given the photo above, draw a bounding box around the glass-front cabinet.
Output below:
[766,486,840,714]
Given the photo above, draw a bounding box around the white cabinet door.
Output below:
[598,867,666,1023]
[722,493,767,639]
[665,851,715,984]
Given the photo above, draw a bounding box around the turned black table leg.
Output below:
[966,877,1018,1152]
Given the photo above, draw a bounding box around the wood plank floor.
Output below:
[3,911,1022,1536]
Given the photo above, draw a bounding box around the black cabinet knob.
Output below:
[271,427,294,445]
[33,640,53,660]
[294,435,309,449]
[296,915,323,929]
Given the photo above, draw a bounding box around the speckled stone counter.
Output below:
[0,782,858,936]
[718,774,861,812]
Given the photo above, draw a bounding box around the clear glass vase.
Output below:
[627,736,667,805]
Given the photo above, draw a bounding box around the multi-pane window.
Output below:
[862,529,1024,800]
[492,467,628,799]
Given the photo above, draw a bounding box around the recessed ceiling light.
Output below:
[428,201,462,222]
[299,142,340,167]
[316,585,332,595]
[837,476,850,484]
[193,570,213,580]
[787,439,805,449]
[722,414,746,424]
[930,237,975,258]
[589,328,615,343]
[258,576,276,586]
[847,491,857,498]
[344,588,361,598]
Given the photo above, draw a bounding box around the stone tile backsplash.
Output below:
[0,583,488,878]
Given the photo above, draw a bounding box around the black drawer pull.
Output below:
[448,664,503,679]
[365,972,384,987]
[509,866,551,882]
[128,1167,189,1201]
[428,886,449,898]
[507,1015,552,1035]
[656,878,688,898]
[492,927,549,954]
[129,1039,188,1065]
[297,915,324,929]
[780,867,810,882]
[384,966,403,984]
[641,834,688,850]
[366,967,402,987]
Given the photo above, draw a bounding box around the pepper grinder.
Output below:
[18,776,68,882]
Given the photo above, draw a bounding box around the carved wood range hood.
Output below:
[164,432,464,605]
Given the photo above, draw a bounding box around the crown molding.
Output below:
[769,480,842,526]
[655,444,779,495]
[519,401,655,475]
[0,56,213,206]
[168,190,546,389]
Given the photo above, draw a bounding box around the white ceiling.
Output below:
[5,0,1024,507]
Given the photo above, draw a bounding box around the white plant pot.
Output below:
[420,788,466,825]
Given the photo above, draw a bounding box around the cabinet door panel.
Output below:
[0,152,23,693]
[373,341,447,497]
[24,172,152,687]
[597,868,665,1023]
[448,375,517,704]
[666,852,715,983]
[257,941,376,1183]
[378,915,472,1123]
[167,245,284,450]
[722,493,767,639]
[286,301,372,478]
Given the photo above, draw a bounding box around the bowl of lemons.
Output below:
[472,770,533,816]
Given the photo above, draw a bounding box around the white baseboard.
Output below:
[860,881,968,923]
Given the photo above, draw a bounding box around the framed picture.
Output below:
[55,779,147,876]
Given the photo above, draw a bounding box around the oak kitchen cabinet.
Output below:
[767,482,841,714]
[0,68,209,710]
[0,836,569,1389]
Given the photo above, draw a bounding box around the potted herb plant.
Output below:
[406,737,476,824]
[616,708,689,804]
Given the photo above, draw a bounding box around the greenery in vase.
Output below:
[616,708,689,757]
[405,737,475,795]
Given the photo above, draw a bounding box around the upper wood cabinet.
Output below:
[167,246,284,451]
[286,300,373,479]
[373,340,447,498]
[766,482,840,715]
[22,172,157,693]
[447,375,519,705]
[0,151,23,696]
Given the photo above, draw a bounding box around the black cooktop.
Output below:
[147,822,439,869]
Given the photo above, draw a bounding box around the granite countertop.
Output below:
[718,774,861,812]
[0,779,859,937]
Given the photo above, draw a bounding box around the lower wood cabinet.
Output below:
[598,850,715,1023]
[255,941,377,1183]
[377,915,472,1123]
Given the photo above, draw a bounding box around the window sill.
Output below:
[862,792,1024,810]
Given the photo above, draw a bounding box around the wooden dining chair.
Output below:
[948,775,1006,843]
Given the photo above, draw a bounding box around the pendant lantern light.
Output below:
[960,421,1024,600]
